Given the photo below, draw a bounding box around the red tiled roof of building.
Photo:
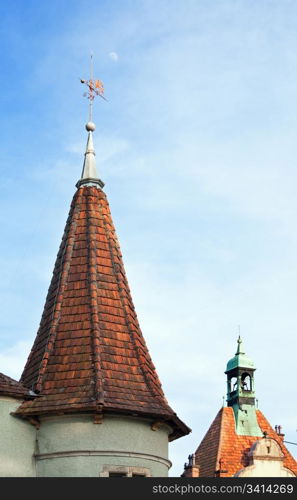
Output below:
[0,372,29,399]
[16,185,189,440]
[194,407,297,477]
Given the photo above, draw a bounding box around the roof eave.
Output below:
[14,401,191,439]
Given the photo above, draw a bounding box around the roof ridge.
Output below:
[215,407,227,473]
[86,188,104,408]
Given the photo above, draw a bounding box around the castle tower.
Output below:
[182,338,296,477]
[4,87,190,476]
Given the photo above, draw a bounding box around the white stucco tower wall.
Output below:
[0,397,36,477]
[35,415,172,477]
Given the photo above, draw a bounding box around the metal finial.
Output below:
[236,330,245,355]
[76,53,106,189]
[80,53,107,124]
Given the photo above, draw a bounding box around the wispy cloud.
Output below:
[0,0,297,476]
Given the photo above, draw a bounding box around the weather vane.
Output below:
[80,53,106,122]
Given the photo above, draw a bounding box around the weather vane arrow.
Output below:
[80,53,107,123]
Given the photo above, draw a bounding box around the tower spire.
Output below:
[236,334,245,355]
[77,55,106,189]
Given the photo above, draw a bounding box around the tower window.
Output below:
[241,373,251,391]
[100,466,151,477]
[230,377,237,392]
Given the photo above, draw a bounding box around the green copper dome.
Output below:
[225,336,255,372]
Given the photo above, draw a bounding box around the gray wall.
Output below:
[0,397,36,477]
[36,414,172,477]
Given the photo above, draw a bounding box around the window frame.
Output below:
[100,465,151,477]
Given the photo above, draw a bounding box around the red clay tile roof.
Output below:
[16,185,189,440]
[194,407,297,476]
[0,372,29,399]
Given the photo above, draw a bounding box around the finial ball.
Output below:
[86,121,96,132]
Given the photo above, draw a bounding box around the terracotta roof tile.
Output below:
[194,407,297,477]
[16,185,190,440]
[0,372,29,399]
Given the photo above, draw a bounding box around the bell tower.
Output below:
[225,336,262,436]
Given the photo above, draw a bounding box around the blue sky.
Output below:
[0,0,297,475]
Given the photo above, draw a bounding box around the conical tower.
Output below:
[15,85,190,476]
